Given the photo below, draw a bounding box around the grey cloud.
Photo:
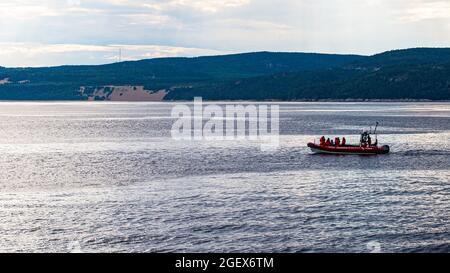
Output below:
[0,0,449,66]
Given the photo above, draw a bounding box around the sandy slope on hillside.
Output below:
[109,86,167,101]
[86,86,168,101]
[0,78,11,85]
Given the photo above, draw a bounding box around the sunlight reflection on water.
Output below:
[0,102,449,252]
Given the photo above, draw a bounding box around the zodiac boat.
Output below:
[307,143,390,155]
[308,122,390,155]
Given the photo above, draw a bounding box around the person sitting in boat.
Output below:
[326,138,331,146]
[360,131,370,147]
[320,136,326,146]
[342,137,346,146]
[335,137,340,146]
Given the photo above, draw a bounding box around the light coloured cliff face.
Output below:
[83,86,168,101]
[109,86,167,101]
[0,78,11,85]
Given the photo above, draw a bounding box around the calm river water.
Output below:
[0,102,449,252]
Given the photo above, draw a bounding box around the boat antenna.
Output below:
[374,122,379,144]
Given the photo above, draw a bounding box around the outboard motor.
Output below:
[380,145,390,154]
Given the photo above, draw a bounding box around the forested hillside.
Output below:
[1,48,449,100]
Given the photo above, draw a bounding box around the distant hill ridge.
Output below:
[1,48,449,100]
[347,48,450,68]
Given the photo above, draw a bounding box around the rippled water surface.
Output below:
[0,101,449,253]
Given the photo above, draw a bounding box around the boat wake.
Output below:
[400,149,450,156]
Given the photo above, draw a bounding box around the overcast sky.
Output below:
[0,0,449,67]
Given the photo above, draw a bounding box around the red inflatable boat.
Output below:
[308,122,390,155]
[307,143,390,155]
